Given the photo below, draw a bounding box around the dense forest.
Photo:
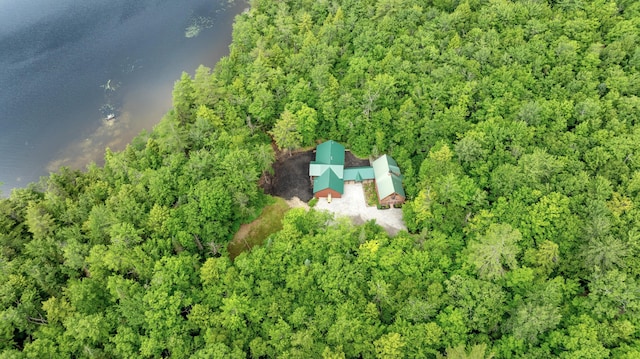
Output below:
[2,0,640,357]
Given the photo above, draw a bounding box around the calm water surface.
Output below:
[0,0,245,195]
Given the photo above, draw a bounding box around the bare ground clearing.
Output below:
[228,197,290,259]
[261,149,370,202]
[262,150,314,201]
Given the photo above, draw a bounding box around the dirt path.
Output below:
[285,196,310,209]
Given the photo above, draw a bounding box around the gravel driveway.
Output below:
[314,183,407,236]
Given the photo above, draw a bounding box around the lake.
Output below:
[0,0,246,195]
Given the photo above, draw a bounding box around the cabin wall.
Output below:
[314,188,342,199]
[379,193,405,206]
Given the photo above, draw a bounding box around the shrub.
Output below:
[364,182,378,207]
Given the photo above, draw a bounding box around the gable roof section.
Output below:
[375,174,406,199]
[372,154,401,178]
[343,167,375,181]
[315,140,345,165]
[313,168,344,194]
[372,155,405,199]
[310,163,344,179]
[309,141,403,200]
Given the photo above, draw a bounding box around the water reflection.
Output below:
[46,75,173,171]
[46,110,131,172]
[0,0,245,195]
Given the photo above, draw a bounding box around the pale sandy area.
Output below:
[285,197,310,209]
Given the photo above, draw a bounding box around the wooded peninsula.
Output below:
[2,0,640,357]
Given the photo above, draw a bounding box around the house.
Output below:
[310,140,345,198]
[309,140,405,206]
[372,155,406,206]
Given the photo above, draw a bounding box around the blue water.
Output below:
[0,0,245,195]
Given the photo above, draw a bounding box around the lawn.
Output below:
[227,196,290,259]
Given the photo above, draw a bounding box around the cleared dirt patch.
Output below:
[262,150,314,202]
[228,197,290,259]
[285,196,310,209]
[261,148,370,203]
[344,151,371,167]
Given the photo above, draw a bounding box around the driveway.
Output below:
[314,183,407,236]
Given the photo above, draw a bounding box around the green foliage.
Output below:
[2,0,640,357]
[364,181,379,207]
[467,223,522,280]
[440,343,494,359]
[269,110,302,154]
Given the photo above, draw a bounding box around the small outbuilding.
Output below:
[372,155,405,206]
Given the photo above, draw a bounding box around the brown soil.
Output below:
[233,223,252,243]
[344,150,371,167]
[262,150,314,201]
[260,147,371,202]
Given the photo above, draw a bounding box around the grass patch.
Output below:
[364,181,378,207]
[228,196,290,259]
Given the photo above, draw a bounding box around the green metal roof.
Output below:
[315,140,345,165]
[375,173,406,199]
[372,155,405,199]
[313,169,344,194]
[343,167,375,181]
[309,163,344,179]
[309,142,403,199]
[372,154,401,178]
